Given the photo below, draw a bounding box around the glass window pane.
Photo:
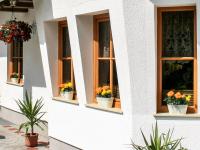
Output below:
[62,27,71,58]
[99,21,110,57]
[20,59,23,78]
[12,41,18,57]
[12,59,18,73]
[162,11,194,57]
[162,60,193,105]
[19,41,23,57]
[98,60,110,86]
[62,60,71,83]
[113,61,120,98]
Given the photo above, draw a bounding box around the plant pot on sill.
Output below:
[113,99,121,108]
[11,78,18,84]
[96,97,113,108]
[60,91,74,100]
[25,133,38,147]
[167,104,188,114]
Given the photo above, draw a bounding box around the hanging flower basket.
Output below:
[0,19,32,44]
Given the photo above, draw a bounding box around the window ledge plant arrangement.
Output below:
[96,86,113,108]
[16,91,46,147]
[10,72,18,84]
[59,82,74,100]
[164,90,191,114]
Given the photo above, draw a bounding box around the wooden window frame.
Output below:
[93,14,120,104]
[8,41,23,84]
[58,20,75,96]
[157,6,197,113]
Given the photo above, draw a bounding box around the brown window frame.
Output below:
[58,20,76,97]
[8,40,23,84]
[93,14,120,106]
[157,6,197,113]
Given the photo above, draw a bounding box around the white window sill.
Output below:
[6,82,24,87]
[52,97,79,105]
[154,113,200,118]
[86,103,123,114]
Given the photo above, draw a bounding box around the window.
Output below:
[93,14,120,108]
[8,40,23,83]
[58,21,76,99]
[157,6,197,113]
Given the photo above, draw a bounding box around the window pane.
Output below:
[62,27,71,58]
[113,61,120,98]
[99,21,110,57]
[19,41,23,57]
[12,59,18,73]
[20,59,23,78]
[162,60,193,105]
[162,11,194,57]
[62,60,71,83]
[98,60,110,86]
[12,41,18,57]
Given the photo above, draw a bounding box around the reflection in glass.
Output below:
[62,27,71,57]
[62,60,71,83]
[162,60,193,105]
[162,11,194,57]
[113,61,120,98]
[99,21,110,57]
[12,59,18,73]
[98,60,110,86]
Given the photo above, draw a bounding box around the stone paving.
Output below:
[0,118,49,150]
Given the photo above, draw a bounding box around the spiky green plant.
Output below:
[131,123,187,150]
[16,91,46,134]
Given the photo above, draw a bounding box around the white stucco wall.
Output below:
[123,0,200,149]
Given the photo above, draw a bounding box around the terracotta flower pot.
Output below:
[25,133,38,147]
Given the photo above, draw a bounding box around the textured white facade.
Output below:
[0,0,200,149]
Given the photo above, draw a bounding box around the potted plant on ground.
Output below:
[60,82,74,100]
[96,86,113,108]
[164,90,191,114]
[10,72,18,84]
[16,91,46,147]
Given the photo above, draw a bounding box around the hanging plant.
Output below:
[0,19,32,44]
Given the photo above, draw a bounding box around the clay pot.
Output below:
[25,133,38,147]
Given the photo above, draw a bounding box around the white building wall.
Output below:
[123,0,200,149]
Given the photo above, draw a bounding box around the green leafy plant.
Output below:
[10,72,18,78]
[16,91,46,134]
[131,123,187,150]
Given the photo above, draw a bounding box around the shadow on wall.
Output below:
[44,21,59,96]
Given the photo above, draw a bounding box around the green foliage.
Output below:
[131,123,187,150]
[10,72,18,78]
[16,90,46,134]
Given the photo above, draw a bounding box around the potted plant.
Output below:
[60,82,74,100]
[96,86,113,108]
[164,90,191,114]
[16,91,46,147]
[10,72,18,84]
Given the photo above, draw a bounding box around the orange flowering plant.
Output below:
[164,90,191,105]
[60,82,73,92]
[96,86,112,98]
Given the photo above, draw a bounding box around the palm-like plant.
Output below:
[16,91,46,135]
[131,123,188,150]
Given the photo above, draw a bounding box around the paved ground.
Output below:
[0,118,49,150]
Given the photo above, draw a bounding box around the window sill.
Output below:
[6,82,24,87]
[52,97,79,105]
[154,113,200,119]
[86,103,123,114]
